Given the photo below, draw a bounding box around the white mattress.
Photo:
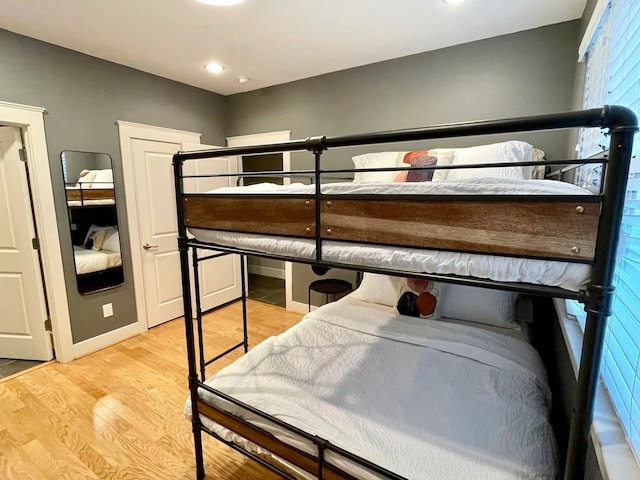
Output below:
[73,246,122,274]
[190,178,592,291]
[186,295,557,479]
[67,199,116,207]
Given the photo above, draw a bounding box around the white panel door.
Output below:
[131,139,240,329]
[0,127,52,360]
[182,143,242,314]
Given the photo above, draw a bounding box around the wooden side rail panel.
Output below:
[183,194,316,237]
[66,188,115,201]
[197,400,358,480]
[182,193,600,262]
[320,197,600,262]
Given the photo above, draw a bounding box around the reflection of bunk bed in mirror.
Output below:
[65,183,115,207]
[60,152,124,294]
[173,106,637,480]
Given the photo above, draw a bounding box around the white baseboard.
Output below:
[71,321,145,360]
[287,300,317,314]
[248,265,285,279]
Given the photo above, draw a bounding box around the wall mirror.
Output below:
[61,150,124,294]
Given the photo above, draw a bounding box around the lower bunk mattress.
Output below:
[73,246,122,274]
[188,179,592,292]
[186,296,558,479]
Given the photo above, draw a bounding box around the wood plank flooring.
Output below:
[0,300,303,480]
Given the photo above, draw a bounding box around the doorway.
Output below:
[241,153,286,307]
[227,131,292,310]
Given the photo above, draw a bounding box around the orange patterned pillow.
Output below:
[403,151,438,182]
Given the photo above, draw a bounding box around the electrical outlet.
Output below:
[102,303,113,318]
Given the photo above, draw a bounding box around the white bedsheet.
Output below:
[187,296,557,479]
[190,178,592,291]
[73,246,122,274]
[67,199,116,207]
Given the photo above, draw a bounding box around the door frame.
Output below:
[226,130,295,311]
[0,101,73,362]
[117,121,201,331]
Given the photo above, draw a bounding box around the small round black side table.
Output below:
[308,279,353,312]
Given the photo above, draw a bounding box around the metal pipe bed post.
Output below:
[191,246,207,380]
[240,254,249,353]
[314,149,322,263]
[173,155,206,480]
[564,108,637,480]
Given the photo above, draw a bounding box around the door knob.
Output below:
[143,243,158,250]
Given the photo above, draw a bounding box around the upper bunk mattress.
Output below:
[186,295,558,479]
[189,179,592,291]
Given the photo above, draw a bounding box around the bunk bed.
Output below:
[173,106,638,480]
[65,168,115,207]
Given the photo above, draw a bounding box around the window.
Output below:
[578,0,640,461]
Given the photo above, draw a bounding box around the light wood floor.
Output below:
[0,300,303,480]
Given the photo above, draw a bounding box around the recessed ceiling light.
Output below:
[204,62,225,74]
[237,76,251,84]
[443,0,468,4]
[196,0,246,5]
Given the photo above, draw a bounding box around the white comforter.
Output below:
[73,246,122,274]
[190,178,592,291]
[187,297,558,479]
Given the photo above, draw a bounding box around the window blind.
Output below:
[578,0,640,461]
[602,0,640,457]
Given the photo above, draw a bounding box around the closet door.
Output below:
[130,139,240,329]
[182,143,242,315]
[0,127,52,360]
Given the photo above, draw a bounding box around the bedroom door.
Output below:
[130,139,240,329]
[0,127,53,361]
[182,143,242,317]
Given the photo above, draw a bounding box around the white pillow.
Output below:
[532,148,546,179]
[83,224,107,251]
[352,150,455,183]
[352,152,404,183]
[441,284,518,328]
[433,141,534,182]
[352,273,404,307]
[101,228,120,252]
[76,169,97,185]
[91,169,114,188]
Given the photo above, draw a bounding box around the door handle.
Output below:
[143,243,158,251]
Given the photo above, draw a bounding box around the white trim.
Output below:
[70,321,143,359]
[225,130,294,310]
[553,298,640,480]
[288,300,317,314]
[117,122,201,332]
[247,264,285,280]
[579,0,611,61]
[227,130,292,146]
[285,261,294,311]
[116,121,203,139]
[0,101,74,363]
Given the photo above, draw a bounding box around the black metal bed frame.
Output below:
[173,106,637,480]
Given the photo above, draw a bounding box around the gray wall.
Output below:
[0,28,227,343]
[226,21,581,304]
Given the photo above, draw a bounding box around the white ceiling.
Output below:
[0,0,587,96]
